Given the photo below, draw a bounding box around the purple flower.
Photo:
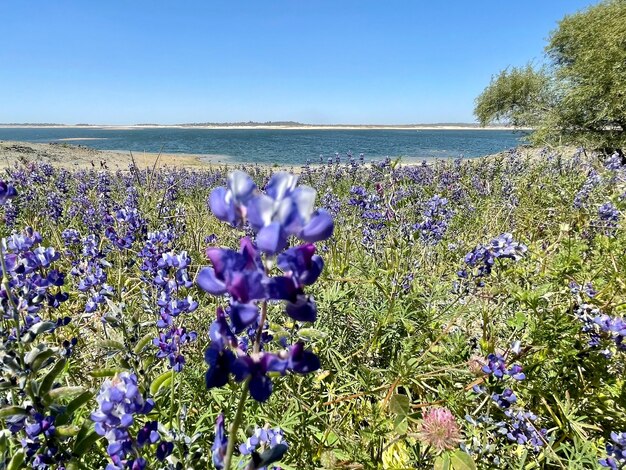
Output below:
[90,373,155,468]
[499,409,547,450]
[246,172,333,253]
[277,244,324,288]
[197,238,266,304]
[231,352,281,402]
[209,171,257,226]
[212,414,228,469]
[0,180,17,205]
[600,431,626,468]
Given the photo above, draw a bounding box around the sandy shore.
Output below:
[0,141,223,171]
[0,140,565,173]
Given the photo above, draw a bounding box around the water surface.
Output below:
[0,128,526,165]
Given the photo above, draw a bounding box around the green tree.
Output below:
[475,0,626,150]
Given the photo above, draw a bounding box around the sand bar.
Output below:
[0,140,225,171]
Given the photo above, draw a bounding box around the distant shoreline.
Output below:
[0,124,530,131]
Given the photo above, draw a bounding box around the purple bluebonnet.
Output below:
[491,388,518,409]
[498,409,547,450]
[209,171,257,227]
[153,327,198,372]
[200,169,328,444]
[414,194,452,245]
[246,172,334,253]
[573,170,601,209]
[348,186,386,246]
[0,180,17,205]
[90,372,156,470]
[105,207,146,250]
[481,353,525,380]
[597,202,620,235]
[605,153,624,171]
[0,228,69,333]
[457,233,527,289]
[600,431,626,469]
[138,234,198,371]
[569,281,597,298]
[239,426,288,470]
[212,414,228,469]
[573,303,626,354]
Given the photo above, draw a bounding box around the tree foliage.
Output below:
[474,65,550,129]
[475,0,626,150]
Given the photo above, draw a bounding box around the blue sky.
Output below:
[0,0,598,124]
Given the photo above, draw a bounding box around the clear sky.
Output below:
[0,0,598,125]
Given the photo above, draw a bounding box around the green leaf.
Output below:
[98,340,125,351]
[56,391,93,426]
[48,386,86,400]
[297,328,327,339]
[150,370,174,395]
[450,450,476,470]
[393,414,408,435]
[0,406,28,419]
[7,450,24,470]
[55,425,81,437]
[133,333,154,355]
[389,394,410,416]
[89,368,125,378]
[28,321,57,336]
[434,453,451,470]
[73,430,100,457]
[40,358,66,398]
[65,391,93,416]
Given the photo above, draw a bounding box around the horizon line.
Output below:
[0,121,517,129]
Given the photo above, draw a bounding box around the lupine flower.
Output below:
[573,303,626,353]
[90,372,155,469]
[457,233,527,289]
[417,407,462,452]
[569,281,597,298]
[605,153,624,171]
[246,172,334,253]
[491,388,518,409]
[499,409,547,450]
[600,431,626,469]
[210,171,257,226]
[573,170,601,209]
[212,414,228,469]
[240,426,288,470]
[597,202,620,235]
[481,353,525,380]
[0,180,17,205]
[414,194,452,245]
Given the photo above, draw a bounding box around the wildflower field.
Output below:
[1,148,626,469]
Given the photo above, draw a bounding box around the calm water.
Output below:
[0,127,526,165]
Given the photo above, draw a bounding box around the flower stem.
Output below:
[224,298,267,469]
[253,300,268,355]
[223,378,250,470]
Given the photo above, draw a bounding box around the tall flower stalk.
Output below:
[197,171,333,469]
